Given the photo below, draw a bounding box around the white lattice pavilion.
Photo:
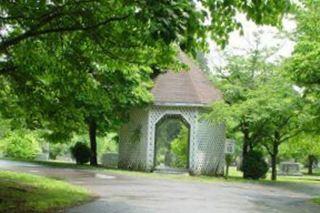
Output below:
[119,53,226,175]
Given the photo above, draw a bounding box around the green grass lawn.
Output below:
[104,166,320,184]
[313,197,320,205]
[0,170,92,212]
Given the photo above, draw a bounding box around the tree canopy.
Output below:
[285,0,320,131]
[206,33,304,180]
[281,133,320,174]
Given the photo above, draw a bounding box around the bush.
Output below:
[1,131,41,160]
[225,154,234,178]
[170,126,188,168]
[49,143,69,160]
[70,142,90,164]
[243,150,269,179]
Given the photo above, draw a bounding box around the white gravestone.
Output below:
[279,162,302,176]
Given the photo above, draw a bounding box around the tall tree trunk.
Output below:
[89,120,98,166]
[308,155,314,175]
[242,125,250,178]
[271,143,279,181]
[225,164,229,179]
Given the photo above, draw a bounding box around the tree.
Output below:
[206,32,303,180]
[0,1,290,55]
[209,75,303,180]
[206,33,278,177]
[0,1,291,165]
[285,0,320,132]
[224,154,234,179]
[250,76,304,181]
[2,40,158,165]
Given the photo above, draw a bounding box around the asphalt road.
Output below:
[0,160,319,213]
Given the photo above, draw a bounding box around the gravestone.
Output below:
[279,162,302,176]
[225,139,235,154]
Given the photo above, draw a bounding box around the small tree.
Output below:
[253,76,304,181]
[242,150,269,180]
[2,130,41,160]
[225,154,234,179]
[171,125,189,168]
[70,142,91,165]
[206,32,285,178]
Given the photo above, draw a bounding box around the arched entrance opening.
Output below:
[154,114,190,172]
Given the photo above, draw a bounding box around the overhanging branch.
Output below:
[0,14,130,53]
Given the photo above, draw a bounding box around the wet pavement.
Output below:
[0,160,319,213]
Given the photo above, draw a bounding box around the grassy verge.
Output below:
[39,161,320,185]
[103,167,320,185]
[0,170,92,212]
[312,197,320,205]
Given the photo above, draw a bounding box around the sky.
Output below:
[206,14,297,70]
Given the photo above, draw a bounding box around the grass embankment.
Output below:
[0,170,92,213]
[313,198,320,205]
[106,167,320,185]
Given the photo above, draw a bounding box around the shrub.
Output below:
[243,150,269,179]
[49,143,69,160]
[1,131,41,160]
[70,142,90,164]
[225,154,234,178]
[171,126,189,168]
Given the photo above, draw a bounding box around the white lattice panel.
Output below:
[119,108,149,170]
[119,106,226,175]
[146,106,198,171]
[194,119,226,175]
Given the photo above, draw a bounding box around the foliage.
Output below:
[70,142,91,165]
[155,118,182,167]
[242,150,269,180]
[225,154,234,166]
[72,133,118,156]
[248,75,304,180]
[0,171,90,212]
[281,134,320,161]
[206,32,304,180]
[285,0,320,131]
[49,143,70,160]
[0,116,10,140]
[96,133,118,155]
[0,1,291,166]
[0,1,290,55]
[48,133,118,161]
[171,125,189,168]
[206,33,279,152]
[280,134,320,174]
[313,197,320,205]
[0,130,41,160]
[155,118,189,168]
[225,153,234,179]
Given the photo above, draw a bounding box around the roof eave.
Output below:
[152,102,211,108]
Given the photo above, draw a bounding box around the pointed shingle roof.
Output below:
[151,52,222,107]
